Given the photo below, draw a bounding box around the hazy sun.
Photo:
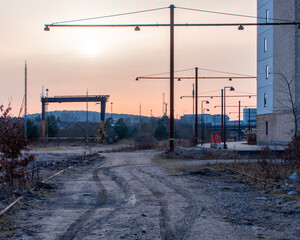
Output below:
[80,37,102,55]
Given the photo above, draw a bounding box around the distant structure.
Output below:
[257,0,298,145]
[243,108,257,126]
[41,95,109,141]
[181,114,227,127]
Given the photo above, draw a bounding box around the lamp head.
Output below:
[230,87,235,91]
[229,77,232,81]
[44,25,50,31]
[206,101,209,104]
[135,77,139,81]
[134,26,140,31]
[178,78,181,81]
[238,25,244,30]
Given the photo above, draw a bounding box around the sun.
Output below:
[80,37,102,55]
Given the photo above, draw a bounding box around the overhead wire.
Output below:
[51,5,292,26]
[53,6,169,24]
[140,67,255,78]
[176,6,291,22]
[141,68,195,77]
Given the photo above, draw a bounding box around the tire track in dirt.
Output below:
[57,165,107,240]
[59,165,136,240]
[139,169,203,240]
[131,170,174,240]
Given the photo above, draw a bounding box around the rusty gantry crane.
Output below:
[41,95,109,141]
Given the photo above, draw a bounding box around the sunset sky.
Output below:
[0,0,257,120]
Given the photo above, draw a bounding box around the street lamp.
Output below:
[201,100,209,145]
[223,86,235,149]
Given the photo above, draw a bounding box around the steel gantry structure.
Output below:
[41,95,109,141]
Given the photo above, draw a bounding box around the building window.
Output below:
[266,9,269,23]
[264,38,267,52]
[266,121,269,135]
[266,65,269,79]
[264,93,267,107]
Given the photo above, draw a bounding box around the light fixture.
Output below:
[135,77,139,81]
[178,78,181,81]
[206,101,209,104]
[134,26,140,31]
[238,25,244,30]
[229,77,232,81]
[44,26,50,31]
[230,87,235,91]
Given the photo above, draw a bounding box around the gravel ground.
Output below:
[0,148,299,239]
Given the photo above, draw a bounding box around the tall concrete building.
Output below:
[257,0,298,145]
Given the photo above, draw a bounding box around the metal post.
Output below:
[192,83,195,131]
[162,93,165,116]
[201,101,204,146]
[195,67,198,145]
[46,89,48,142]
[24,61,27,137]
[169,4,175,152]
[86,90,89,144]
[238,100,241,140]
[223,88,227,149]
[221,89,223,141]
[111,102,113,118]
[100,101,106,140]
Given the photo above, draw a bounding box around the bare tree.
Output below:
[272,72,300,170]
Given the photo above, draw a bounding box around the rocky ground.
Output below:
[0,148,299,239]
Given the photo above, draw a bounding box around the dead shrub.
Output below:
[0,105,34,192]
[133,133,158,149]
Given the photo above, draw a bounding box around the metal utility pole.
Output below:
[169,4,175,152]
[111,102,113,118]
[221,89,223,140]
[238,101,241,140]
[195,67,198,145]
[86,89,89,144]
[24,61,27,137]
[162,93,165,116]
[139,103,142,120]
[192,83,195,131]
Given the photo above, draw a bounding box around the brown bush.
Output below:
[0,105,34,191]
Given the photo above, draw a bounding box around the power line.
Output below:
[140,67,254,78]
[141,68,194,77]
[53,7,168,24]
[197,67,254,77]
[176,6,291,22]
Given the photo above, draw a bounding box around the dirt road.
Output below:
[7,150,300,239]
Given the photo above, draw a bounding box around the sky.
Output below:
[0,0,257,120]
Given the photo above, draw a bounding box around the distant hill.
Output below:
[28,110,155,123]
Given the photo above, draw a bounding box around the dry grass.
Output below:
[0,202,21,238]
[163,161,300,200]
